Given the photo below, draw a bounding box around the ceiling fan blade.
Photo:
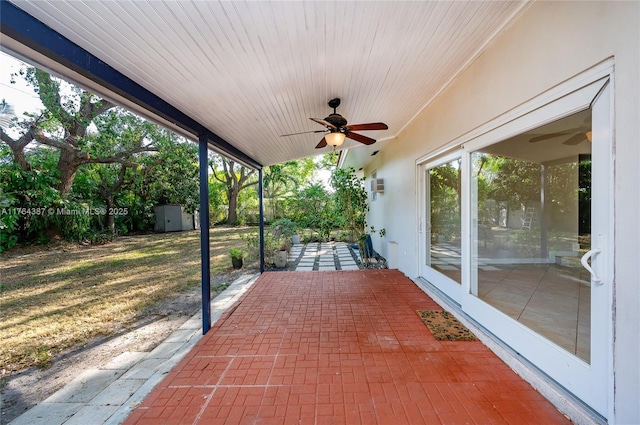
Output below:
[563,133,587,145]
[315,137,328,149]
[529,132,574,143]
[529,126,588,143]
[280,129,327,137]
[346,131,376,145]
[346,122,388,131]
[310,117,337,130]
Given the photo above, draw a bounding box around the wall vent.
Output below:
[370,178,384,193]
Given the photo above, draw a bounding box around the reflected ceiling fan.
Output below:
[280,98,388,149]
[528,126,592,146]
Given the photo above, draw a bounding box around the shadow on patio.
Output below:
[124,270,569,425]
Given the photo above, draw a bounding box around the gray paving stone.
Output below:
[100,351,147,370]
[295,266,314,271]
[163,328,198,343]
[341,265,360,270]
[147,341,185,359]
[120,357,172,380]
[178,315,201,330]
[8,402,84,425]
[44,369,125,403]
[89,378,146,406]
[64,404,119,425]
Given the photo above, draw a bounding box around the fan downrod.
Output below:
[325,98,347,127]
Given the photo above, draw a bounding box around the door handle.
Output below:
[580,248,602,285]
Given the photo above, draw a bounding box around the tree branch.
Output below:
[112,164,129,193]
[81,97,115,120]
[210,164,225,184]
[129,146,159,154]
[0,126,35,150]
[239,179,258,190]
[34,69,72,126]
[0,126,40,170]
[227,159,240,186]
[84,156,139,167]
[34,130,77,152]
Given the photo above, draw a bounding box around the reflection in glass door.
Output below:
[423,156,463,303]
[429,160,462,283]
[470,109,592,362]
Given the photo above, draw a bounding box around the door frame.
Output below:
[418,151,464,304]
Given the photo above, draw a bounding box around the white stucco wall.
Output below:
[365,1,639,423]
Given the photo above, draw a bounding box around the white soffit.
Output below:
[10,1,528,167]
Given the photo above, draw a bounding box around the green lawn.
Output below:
[0,226,255,375]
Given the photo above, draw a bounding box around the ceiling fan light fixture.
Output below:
[586,131,593,142]
[325,131,345,147]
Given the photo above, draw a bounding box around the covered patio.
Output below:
[123,270,568,425]
[4,1,638,423]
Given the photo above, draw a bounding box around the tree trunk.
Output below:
[10,146,31,171]
[55,150,81,197]
[227,187,239,224]
[105,195,115,238]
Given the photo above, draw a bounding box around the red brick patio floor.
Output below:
[123,270,570,425]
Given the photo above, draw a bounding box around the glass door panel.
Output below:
[422,156,463,304]
[429,159,462,284]
[470,109,592,362]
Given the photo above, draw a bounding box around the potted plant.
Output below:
[229,248,246,269]
[273,239,289,268]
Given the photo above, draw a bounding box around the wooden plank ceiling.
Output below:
[9,1,527,167]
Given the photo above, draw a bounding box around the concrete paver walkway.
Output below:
[289,242,361,271]
[123,270,570,425]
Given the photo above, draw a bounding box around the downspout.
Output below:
[199,135,211,334]
[259,168,265,273]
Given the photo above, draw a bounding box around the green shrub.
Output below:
[270,218,297,237]
[229,247,246,259]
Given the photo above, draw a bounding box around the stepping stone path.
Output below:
[288,241,361,271]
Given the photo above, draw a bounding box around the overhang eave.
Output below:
[0,1,261,170]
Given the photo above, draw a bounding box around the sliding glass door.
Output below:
[470,110,592,361]
[419,74,612,417]
[464,79,612,416]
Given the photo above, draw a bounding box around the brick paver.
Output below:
[124,270,569,424]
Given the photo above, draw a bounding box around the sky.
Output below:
[0,51,44,117]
